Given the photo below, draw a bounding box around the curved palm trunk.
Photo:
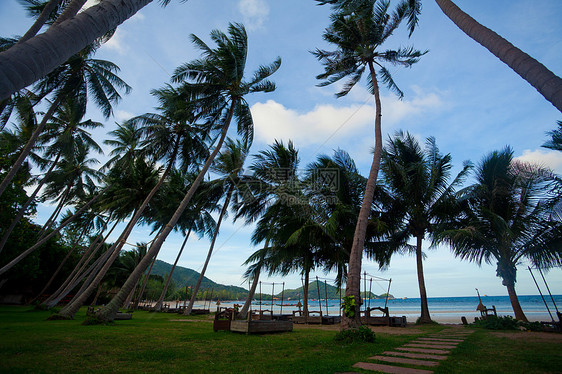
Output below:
[0,0,153,101]
[55,158,178,318]
[17,0,64,44]
[238,267,260,320]
[0,151,62,255]
[37,184,71,240]
[415,235,431,323]
[0,185,107,276]
[153,229,192,312]
[0,96,62,199]
[94,103,235,323]
[435,0,562,112]
[185,187,233,315]
[342,62,383,330]
[42,219,116,307]
[52,0,87,27]
[27,218,91,305]
[505,281,528,322]
[154,228,191,312]
[238,240,270,319]
[132,250,158,310]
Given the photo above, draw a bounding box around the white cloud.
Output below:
[102,28,127,54]
[115,110,134,122]
[251,89,443,147]
[515,149,562,173]
[238,0,269,31]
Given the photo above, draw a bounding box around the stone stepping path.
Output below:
[351,328,474,373]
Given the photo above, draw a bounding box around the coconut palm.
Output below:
[434,147,562,321]
[381,131,470,323]
[92,23,280,323]
[313,0,425,328]
[543,121,562,152]
[0,41,130,199]
[236,140,301,318]
[184,138,250,315]
[318,0,562,112]
[0,0,155,101]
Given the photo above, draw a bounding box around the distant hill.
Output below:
[256,282,394,300]
[150,260,247,295]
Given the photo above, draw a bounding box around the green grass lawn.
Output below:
[0,306,559,373]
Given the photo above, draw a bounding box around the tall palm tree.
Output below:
[381,131,470,323]
[184,138,249,315]
[0,0,154,101]
[435,147,562,321]
[92,23,280,323]
[318,0,562,112]
[0,41,130,199]
[313,0,425,328]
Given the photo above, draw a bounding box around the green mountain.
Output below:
[150,260,248,296]
[256,282,394,300]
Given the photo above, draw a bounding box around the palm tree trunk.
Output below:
[52,0,87,27]
[153,228,192,312]
[0,185,107,276]
[238,267,260,320]
[0,96,62,198]
[185,187,233,315]
[0,0,153,101]
[505,282,528,322]
[0,151,62,255]
[37,184,71,240]
[17,0,64,44]
[94,101,236,323]
[45,241,114,308]
[54,135,182,319]
[27,218,91,305]
[415,235,431,323]
[342,61,383,330]
[303,271,310,323]
[238,240,270,319]
[42,218,115,307]
[132,251,158,310]
[435,0,562,112]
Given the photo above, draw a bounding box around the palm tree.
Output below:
[313,0,425,328]
[92,23,280,323]
[0,0,154,101]
[543,120,562,152]
[381,131,470,323]
[318,0,562,112]
[0,41,130,199]
[236,140,300,318]
[184,138,249,315]
[435,147,562,321]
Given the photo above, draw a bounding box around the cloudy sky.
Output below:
[1,0,561,299]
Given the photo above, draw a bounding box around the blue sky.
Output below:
[1,0,561,299]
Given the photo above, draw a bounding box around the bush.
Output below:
[473,315,544,331]
[334,326,376,344]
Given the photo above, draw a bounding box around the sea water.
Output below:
[208,295,562,323]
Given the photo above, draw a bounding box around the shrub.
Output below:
[334,326,376,344]
[473,315,544,331]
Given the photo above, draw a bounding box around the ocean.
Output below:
[204,294,562,323]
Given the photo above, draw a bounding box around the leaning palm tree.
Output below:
[435,147,562,321]
[184,138,250,315]
[0,40,130,199]
[0,0,155,101]
[318,0,562,112]
[313,0,425,328]
[381,131,470,323]
[92,23,280,323]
